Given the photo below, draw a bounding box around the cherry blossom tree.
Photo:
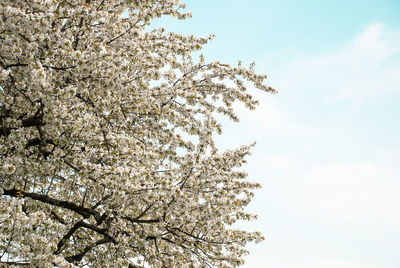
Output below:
[0,0,276,267]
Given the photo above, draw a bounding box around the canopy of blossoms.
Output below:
[0,0,275,267]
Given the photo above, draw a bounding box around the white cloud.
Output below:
[223,96,318,141]
[233,23,400,268]
[240,23,400,232]
[351,23,400,62]
[297,163,400,231]
[270,23,400,107]
[243,258,364,268]
[258,154,298,170]
[222,23,400,148]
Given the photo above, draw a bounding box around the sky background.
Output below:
[156,1,400,267]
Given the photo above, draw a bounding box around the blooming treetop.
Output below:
[0,0,276,267]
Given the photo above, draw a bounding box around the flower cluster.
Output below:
[0,0,275,267]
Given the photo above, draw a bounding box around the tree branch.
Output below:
[2,188,102,222]
[122,215,160,224]
[106,20,140,45]
[55,220,84,254]
[55,220,116,255]
[0,261,30,266]
[64,237,112,263]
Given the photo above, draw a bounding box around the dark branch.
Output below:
[64,237,112,263]
[128,264,142,268]
[1,62,28,68]
[122,215,160,224]
[25,138,55,148]
[42,64,77,70]
[0,106,45,137]
[21,113,45,128]
[0,127,15,137]
[106,20,140,45]
[0,261,30,266]
[79,221,116,243]
[51,210,66,224]
[75,93,95,108]
[2,188,102,222]
[55,220,116,255]
[55,220,84,254]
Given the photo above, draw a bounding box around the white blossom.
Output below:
[0,0,276,267]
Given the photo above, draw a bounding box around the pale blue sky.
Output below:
[156,1,400,267]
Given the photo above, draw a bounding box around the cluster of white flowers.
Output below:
[0,0,276,267]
